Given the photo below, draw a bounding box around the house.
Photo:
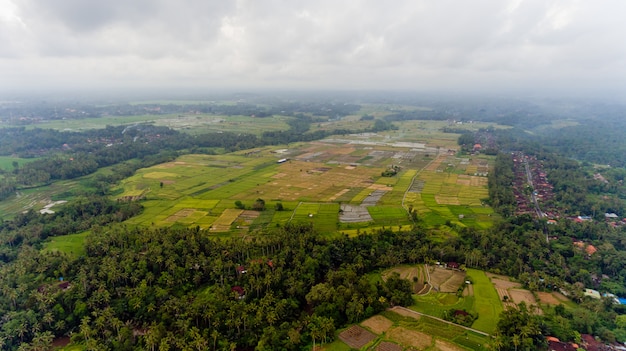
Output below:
[236,266,247,274]
[446,262,460,270]
[584,289,601,299]
[231,286,245,300]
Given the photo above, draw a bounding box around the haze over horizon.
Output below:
[1,0,625,100]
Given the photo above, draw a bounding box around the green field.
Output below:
[412,294,476,318]
[466,269,503,333]
[41,231,89,257]
[0,156,36,170]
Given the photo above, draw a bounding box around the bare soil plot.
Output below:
[338,325,377,349]
[496,287,515,309]
[386,326,432,349]
[429,266,466,293]
[490,278,521,289]
[377,341,402,351]
[361,315,394,335]
[537,292,561,305]
[509,289,537,305]
[441,273,466,293]
[434,339,466,351]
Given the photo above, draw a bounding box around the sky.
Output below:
[1,0,625,98]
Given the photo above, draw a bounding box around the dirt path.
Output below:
[389,306,491,337]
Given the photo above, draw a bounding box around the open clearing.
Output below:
[42,231,89,257]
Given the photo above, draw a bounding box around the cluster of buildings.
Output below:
[511,153,556,217]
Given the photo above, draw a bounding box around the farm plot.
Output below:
[290,202,339,233]
[338,325,377,349]
[376,341,402,351]
[386,327,433,349]
[428,266,466,293]
[210,209,243,232]
[402,153,494,229]
[361,315,394,335]
[536,292,571,306]
[466,269,502,333]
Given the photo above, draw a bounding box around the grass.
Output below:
[411,294,475,319]
[0,156,36,170]
[466,269,503,333]
[41,231,89,257]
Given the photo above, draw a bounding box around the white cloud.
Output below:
[0,0,625,97]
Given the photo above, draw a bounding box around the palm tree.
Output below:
[512,334,521,351]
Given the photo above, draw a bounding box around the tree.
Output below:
[252,198,266,211]
[234,201,245,210]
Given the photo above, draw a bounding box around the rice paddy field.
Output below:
[110,121,496,235]
[465,269,503,333]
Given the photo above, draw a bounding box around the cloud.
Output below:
[1,0,625,97]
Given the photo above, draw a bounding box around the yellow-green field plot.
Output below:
[405,154,495,229]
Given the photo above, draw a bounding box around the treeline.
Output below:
[0,99,362,123]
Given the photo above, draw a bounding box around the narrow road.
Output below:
[389,306,491,337]
[523,157,543,218]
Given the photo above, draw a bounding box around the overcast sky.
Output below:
[1,0,625,98]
